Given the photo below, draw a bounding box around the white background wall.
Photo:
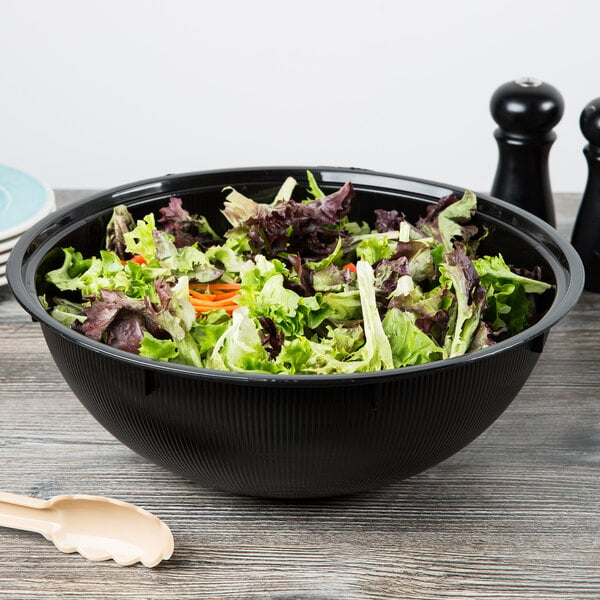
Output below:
[0,0,597,193]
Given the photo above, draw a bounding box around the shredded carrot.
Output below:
[189,286,241,316]
[189,294,241,308]
[209,290,240,301]
[189,289,216,301]
[342,263,357,273]
[191,282,242,292]
[194,304,238,315]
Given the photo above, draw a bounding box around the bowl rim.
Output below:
[6,165,585,387]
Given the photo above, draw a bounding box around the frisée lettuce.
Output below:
[41,173,553,374]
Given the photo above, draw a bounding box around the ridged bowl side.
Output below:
[43,325,542,498]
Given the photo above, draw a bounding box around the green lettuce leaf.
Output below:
[311,263,348,292]
[48,297,87,328]
[438,248,487,357]
[288,262,394,373]
[189,309,232,356]
[282,338,358,374]
[45,247,93,291]
[235,255,316,338]
[274,176,297,203]
[206,306,277,373]
[473,254,551,334]
[321,323,365,358]
[306,170,325,199]
[154,231,224,282]
[418,190,478,252]
[382,308,446,367]
[354,261,394,371]
[204,241,249,275]
[437,190,478,252]
[172,332,204,368]
[237,262,302,336]
[483,280,532,333]
[473,254,552,294]
[124,213,158,261]
[139,332,179,362]
[354,233,397,264]
[275,337,314,373]
[275,335,368,375]
[45,247,160,300]
[306,290,362,329]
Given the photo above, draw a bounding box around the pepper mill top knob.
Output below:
[490,77,564,137]
[580,98,600,149]
[489,77,563,226]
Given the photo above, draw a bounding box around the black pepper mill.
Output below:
[490,77,564,227]
[571,98,600,292]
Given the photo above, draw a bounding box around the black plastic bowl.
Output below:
[7,167,584,498]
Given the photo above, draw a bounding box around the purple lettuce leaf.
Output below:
[258,316,285,359]
[416,192,479,252]
[158,196,220,249]
[388,286,453,347]
[311,263,353,293]
[374,208,403,233]
[104,313,146,354]
[105,205,136,259]
[76,283,169,353]
[286,254,316,296]
[441,245,488,357]
[301,181,354,225]
[468,321,497,352]
[445,246,487,307]
[243,181,355,261]
[373,257,410,295]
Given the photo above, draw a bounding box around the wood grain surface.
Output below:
[0,191,598,600]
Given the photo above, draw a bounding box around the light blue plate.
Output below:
[0,164,54,240]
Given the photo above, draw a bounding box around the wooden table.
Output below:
[0,191,598,599]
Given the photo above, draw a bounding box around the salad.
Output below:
[42,172,552,375]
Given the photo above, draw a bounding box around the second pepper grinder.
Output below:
[571,98,600,292]
[490,77,564,227]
